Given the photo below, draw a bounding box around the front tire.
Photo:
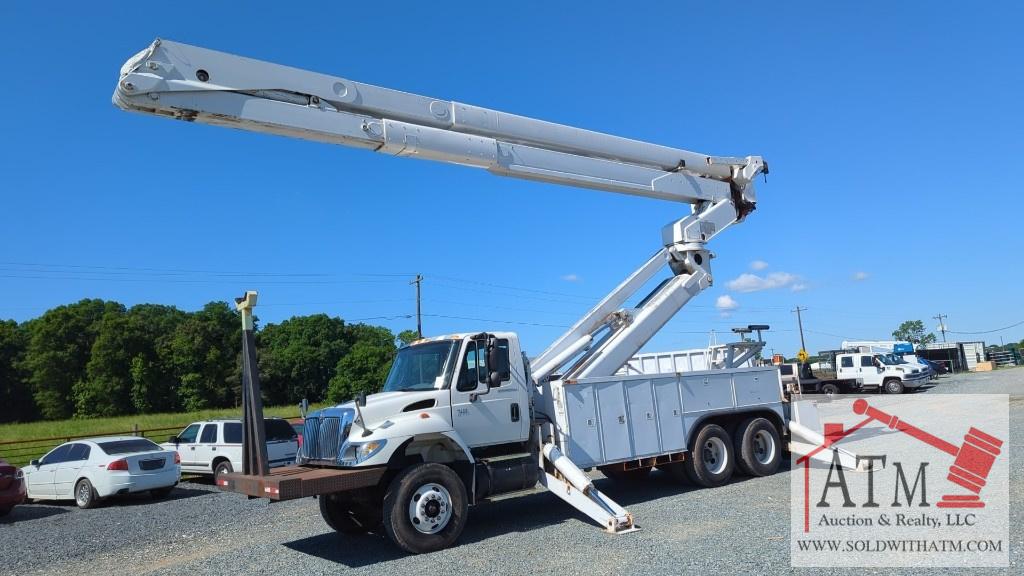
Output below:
[884,378,905,394]
[682,423,734,488]
[75,478,98,509]
[734,418,782,477]
[383,463,468,554]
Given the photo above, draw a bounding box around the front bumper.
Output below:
[98,468,180,497]
[218,465,385,501]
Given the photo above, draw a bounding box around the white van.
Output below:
[163,418,298,480]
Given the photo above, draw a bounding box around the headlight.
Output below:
[341,439,387,464]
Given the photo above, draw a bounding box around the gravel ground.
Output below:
[3,368,1021,575]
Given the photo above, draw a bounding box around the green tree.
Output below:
[169,302,241,411]
[24,299,119,419]
[0,320,34,423]
[397,329,419,347]
[891,320,937,345]
[74,304,187,417]
[327,324,396,402]
[258,314,349,405]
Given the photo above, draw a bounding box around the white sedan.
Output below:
[22,436,181,508]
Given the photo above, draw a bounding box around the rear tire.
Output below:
[734,418,782,477]
[319,492,379,534]
[682,423,734,488]
[820,383,840,396]
[598,465,650,483]
[213,460,233,483]
[884,378,904,394]
[75,478,98,509]
[383,463,468,554]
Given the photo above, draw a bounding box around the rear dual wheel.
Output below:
[663,423,734,488]
[733,417,782,477]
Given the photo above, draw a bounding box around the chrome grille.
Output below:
[300,409,354,463]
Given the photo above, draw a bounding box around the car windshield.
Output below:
[886,353,908,364]
[382,340,458,392]
[98,439,161,455]
[875,354,900,366]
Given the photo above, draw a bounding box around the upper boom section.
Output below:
[114,39,766,210]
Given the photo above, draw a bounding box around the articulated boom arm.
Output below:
[114,39,768,379]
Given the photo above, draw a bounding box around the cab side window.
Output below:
[199,424,218,443]
[861,356,875,368]
[457,339,510,391]
[178,424,200,443]
[840,356,854,369]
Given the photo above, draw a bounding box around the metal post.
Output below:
[411,274,423,339]
[934,313,948,343]
[792,306,808,353]
[236,291,269,477]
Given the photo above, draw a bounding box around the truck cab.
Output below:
[299,332,532,471]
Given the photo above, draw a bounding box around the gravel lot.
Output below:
[3,369,1021,575]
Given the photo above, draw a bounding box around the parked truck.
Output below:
[113,39,845,554]
[789,349,929,395]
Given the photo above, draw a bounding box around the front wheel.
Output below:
[319,492,379,534]
[884,378,905,394]
[383,463,468,554]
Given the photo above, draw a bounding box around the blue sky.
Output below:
[2,2,1022,358]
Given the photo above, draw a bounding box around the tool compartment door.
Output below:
[625,380,660,457]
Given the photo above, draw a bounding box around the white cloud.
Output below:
[852,271,870,281]
[726,272,799,293]
[561,273,580,282]
[791,283,808,292]
[715,294,739,311]
[750,260,769,271]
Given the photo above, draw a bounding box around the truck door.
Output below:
[449,338,524,447]
[175,424,202,471]
[193,423,219,472]
[859,355,883,387]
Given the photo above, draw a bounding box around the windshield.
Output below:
[382,340,458,392]
[886,353,908,364]
[875,354,901,366]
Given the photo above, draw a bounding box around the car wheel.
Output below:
[733,417,782,477]
[682,423,735,488]
[75,478,98,509]
[820,383,840,396]
[884,378,904,394]
[382,463,468,554]
[150,486,174,499]
[214,460,233,482]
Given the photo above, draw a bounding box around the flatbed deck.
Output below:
[218,465,386,501]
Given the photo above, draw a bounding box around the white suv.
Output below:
[163,419,298,480]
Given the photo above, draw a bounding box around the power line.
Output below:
[947,319,1024,335]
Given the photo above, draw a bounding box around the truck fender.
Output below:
[440,431,475,464]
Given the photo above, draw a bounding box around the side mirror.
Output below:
[30,459,39,467]
[488,370,502,388]
[168,436,179,445]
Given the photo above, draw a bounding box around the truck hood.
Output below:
[314,389,446,429]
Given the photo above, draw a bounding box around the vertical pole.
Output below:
[411,274,423,339]
[934,313,948,343]
[792,306,807,353]
[236,291,269,477]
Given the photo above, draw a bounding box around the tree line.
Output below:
[0,299,418,424]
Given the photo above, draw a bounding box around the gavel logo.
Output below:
[852,398,1004,509]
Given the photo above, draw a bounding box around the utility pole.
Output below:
[411,274,423,339]
[934,313,948,343]
[792,306,808,354]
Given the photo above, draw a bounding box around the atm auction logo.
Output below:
[790,394,1009,568]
